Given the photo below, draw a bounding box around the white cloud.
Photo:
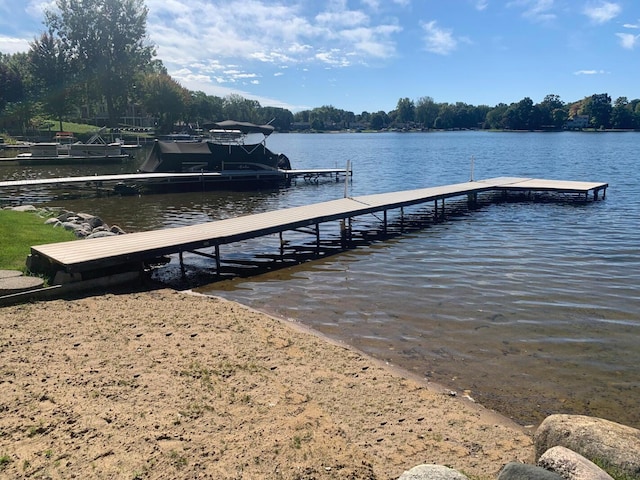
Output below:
[315,50,351,67]
[361,0,380,9]
[622,21,639,29]
[508,0,556,23]
[146,0,399,71]
[615,32,640,49]
[573,69,607,75]
[26,0,55,17]
[582,2,621,24]
[315,9,368,28]
[169,69,294,109]
[0,36,31,54]
[421,20,458,55]
[474,0,489,11]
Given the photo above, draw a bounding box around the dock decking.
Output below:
[0,168,349,192]
[28,176,608,283]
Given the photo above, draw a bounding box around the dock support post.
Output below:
[315,224,320,254]
[594,188,605,201]
[383,210,388,235]
[349,217,353,243]
[340,218,353,247]
[279,231,284,257]
[179,251,185,276]
[400,207,404,233]
[215,245,220,275]
[433,200,438,222]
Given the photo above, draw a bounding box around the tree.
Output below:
[369,112,385,130]
[539,94,566,129]
[504,97,536,130]
[485,103,508,130]
[139,73,189,133]
[581,93,612,129]
[611,96,634,129]
[0,60,24,112]
[395,97,415,124]
[45,0,155,127]
[188,91,224,124]
[415,96,438,129]
[434,103,455,129]
[29,32,75,132]
[0,53,34,133]
[257,106,293,131]
[223,94,260,122]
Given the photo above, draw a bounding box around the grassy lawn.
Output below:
[0,210,76,271]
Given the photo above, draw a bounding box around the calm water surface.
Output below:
[2,131,638,427]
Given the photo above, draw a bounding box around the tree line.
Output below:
[1,0,639,137]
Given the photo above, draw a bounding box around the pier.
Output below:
[26,176,607,285]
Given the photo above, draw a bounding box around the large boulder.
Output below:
[75,212,104,229]
[534,414,640,478]
[538,446,613,480]
[10,204,37,212]
[110,225,126,235]
[498,462,564,480]
[397,464,469,480]
[56,211,75,222]
[86,230,117,239]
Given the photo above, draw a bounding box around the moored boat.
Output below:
[138,120,291,174]
[0,127,129,166]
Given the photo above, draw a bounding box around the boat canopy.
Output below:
[202,120,275,136]
[138,138,290,173]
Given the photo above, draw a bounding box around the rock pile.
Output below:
[398,414,640,480]
[45,209,126,238]
[8,205,126,238]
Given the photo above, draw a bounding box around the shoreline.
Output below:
[0,288,534,478]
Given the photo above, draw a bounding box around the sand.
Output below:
[0,288,533,479]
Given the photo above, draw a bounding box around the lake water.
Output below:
[2,131,639,427]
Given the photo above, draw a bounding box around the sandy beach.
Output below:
[0,288,534,479]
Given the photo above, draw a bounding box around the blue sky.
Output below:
[1,0,638,113]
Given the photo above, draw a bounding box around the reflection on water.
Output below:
[2,131,639,427]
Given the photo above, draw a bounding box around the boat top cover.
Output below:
[201,120,275,136]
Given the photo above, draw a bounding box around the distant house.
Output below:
[565,115,590,130]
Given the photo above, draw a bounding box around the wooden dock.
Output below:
[27,176,608,283]
[0,168,349,194]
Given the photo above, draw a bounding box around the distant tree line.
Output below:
[1,0,639,137]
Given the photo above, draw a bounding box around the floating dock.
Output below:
[27,176,607,284]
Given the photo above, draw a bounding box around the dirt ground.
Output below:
[0,289,534,479]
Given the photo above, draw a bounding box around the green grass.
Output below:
[0,210,76,271]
